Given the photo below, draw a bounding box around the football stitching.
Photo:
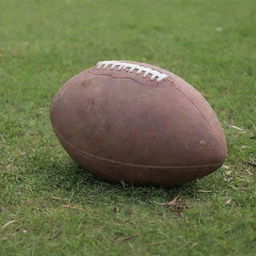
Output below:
[96,61,168,83]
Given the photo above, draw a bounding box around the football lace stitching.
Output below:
[96,61,167,82]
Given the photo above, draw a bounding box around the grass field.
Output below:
[0,0,256,255]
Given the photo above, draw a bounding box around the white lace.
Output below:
[96,61,167,82]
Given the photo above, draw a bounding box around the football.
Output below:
[50,60,227,187]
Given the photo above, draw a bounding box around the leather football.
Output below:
[50,60,227,187]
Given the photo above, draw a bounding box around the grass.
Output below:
[0,0,255,255]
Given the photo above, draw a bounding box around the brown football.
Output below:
[50,60,227,187]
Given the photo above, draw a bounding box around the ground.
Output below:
[0,0,255,255]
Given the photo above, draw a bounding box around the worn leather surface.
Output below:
[50,61,227,187]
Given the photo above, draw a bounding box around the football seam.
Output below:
[166,77,216,127]
[166,76,225,150]
[52,126,224,169]
[87,70,170,87]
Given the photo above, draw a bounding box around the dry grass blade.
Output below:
[230,125,244,131]
[51,196,69,201]
[164,196,188,216]
[151,201,166,205]
[164,196,180,207]
[197,190,213,193]
[246,170,253,175]
[191,242,199,248]
[225,199,232,206]
[1,220,16,230]
[200,92,212,98]
[114,234,138,243]
[62,205,84,210]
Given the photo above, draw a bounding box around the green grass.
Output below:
[0,0,255,255]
